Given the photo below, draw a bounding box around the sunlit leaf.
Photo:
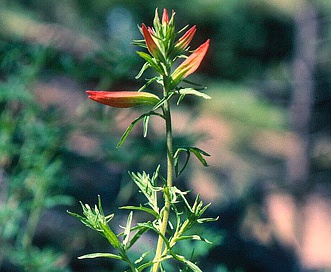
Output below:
[78,252,123,260]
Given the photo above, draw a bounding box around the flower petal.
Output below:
[86,91,160,108]
[171,39,210,88]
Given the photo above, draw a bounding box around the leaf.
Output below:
[117,114,145,147]
[137,77,158,92]
[137,222,170,249]
[78,252,123,260]
[152,91,175,110]
[127,225,150,249]
[189,147,210,167]
[120,205,160,219]
[123,211,133,248]
[134,251,150,264]
[128,166,161,212]
[174,147,191,177]
[135,62,150,79]
[143,115,150,137]
[117,112,164,147]
[174,146,210,176]
[169,251,202,272]
[174,235,213,244]
[176,88,211,105]
[136,51,163,75]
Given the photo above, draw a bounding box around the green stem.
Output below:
[151,82,174,272]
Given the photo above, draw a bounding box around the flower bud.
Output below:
[86,91,160,108]
[170,39,210,89]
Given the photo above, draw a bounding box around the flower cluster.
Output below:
[87,8,209,108]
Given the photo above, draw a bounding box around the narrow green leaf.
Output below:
[135,62,150,79]
[169,252,202,272]
[197,216,219,224]
[134,252,150,264]
[137,222,170,249]
[120,205,160,219]
[100,222,121,249]
[143,115,150,137]
[127,226,150,249]
[78,252,123,260]
[117,114,146,147]
[137,77,158,92]
[182,79,203,87]
[174,235,213,244]
[137,260,155,271]
[189,147,210,167]
[136,51,163,75]
[174,147,190,177]
[123,211,133,248]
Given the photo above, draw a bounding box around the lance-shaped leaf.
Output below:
[86,90,160,108]
[170,39,210,89]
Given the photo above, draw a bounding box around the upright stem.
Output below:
[151,82,174,272]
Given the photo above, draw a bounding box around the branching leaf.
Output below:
[174,147,210,176]
[117,112,163,147]
[189,147,210,167]
[128,166,161,212]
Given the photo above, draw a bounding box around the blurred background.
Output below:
[0,0,331,271]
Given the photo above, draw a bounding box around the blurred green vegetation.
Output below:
[0,0,331,271]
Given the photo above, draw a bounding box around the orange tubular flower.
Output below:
[175,25,197,52]
[162,8,169,24]
[170,39,210,88]
[141,24,163,60]
[86,91,160,108]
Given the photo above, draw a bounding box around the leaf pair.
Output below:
[174,147,210,176]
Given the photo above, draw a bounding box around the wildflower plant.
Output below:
[69,8,217,272]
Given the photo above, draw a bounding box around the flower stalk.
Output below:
[71,8,215,272]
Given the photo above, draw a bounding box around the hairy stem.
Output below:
[151,83,174,272]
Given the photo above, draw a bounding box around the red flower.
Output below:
[175,25,197,52]
[141,23,161,58]
[170,39,210,88]
[162,8,169,24]
[86,91,160,108]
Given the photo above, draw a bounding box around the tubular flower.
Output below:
[175,25,196,52]
[170,39,210,89]
[162,8,169,24]
[141,23,163,60]
[86,91,160,108]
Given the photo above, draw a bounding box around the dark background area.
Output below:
[0,0,331,271]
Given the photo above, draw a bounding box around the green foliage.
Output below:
[70,184,217,271]
[0,47,71,271]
